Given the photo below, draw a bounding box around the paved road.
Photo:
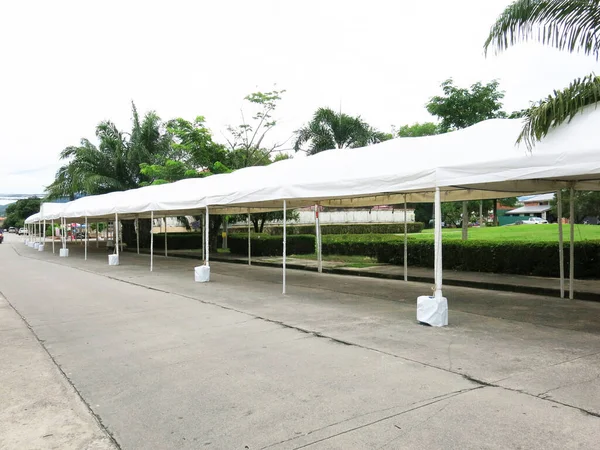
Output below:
[1,234,599,449]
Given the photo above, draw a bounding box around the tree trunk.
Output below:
[121,218,152,249]
[209,216,222,252]
[493,200,498,226]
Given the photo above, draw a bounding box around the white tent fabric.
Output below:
[47,105,600,221]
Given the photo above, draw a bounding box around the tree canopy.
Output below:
[426,78,507,132]
[3,197,41,229]
[294,107,389,155]
[396,122,440,138]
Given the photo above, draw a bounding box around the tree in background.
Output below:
[294,107,389,155]
[46,103,171,199]
[395,122,440,137]
[3,197,41,229]
[552,190,600,223]
[484,0,600,147]
[426,78,507,132]
[224,90,288,167]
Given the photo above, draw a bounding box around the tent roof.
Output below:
[50,105,600,220]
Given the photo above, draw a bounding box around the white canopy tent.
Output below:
[23,106,600,323]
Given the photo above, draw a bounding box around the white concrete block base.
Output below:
[194,265,210,283]
[59,248,69,257]
[33,243,40,249]
[38,244,44,252]
[24,239,29,245]
[417,295,448,327]
[108,254,119,266]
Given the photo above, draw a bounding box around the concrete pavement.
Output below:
[0,288,116,449]
[1,234,599,449]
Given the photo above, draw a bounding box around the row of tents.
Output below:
[24,105,600,325]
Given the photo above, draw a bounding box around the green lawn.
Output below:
[290,253,379,267]
[410,224,600,242]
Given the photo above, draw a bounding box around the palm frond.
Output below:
[484,0,600,58]
[519,73,600,148]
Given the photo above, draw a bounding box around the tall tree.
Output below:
[484,0,600,147]
[46,103,171,200]
[294,107,389,155]
[426,78,507,132]
[224,90,287,168]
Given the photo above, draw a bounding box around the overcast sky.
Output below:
[1,0,599,195]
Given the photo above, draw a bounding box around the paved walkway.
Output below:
[165,248,600,301]
[2,235,600,449]
[0,290,116,449]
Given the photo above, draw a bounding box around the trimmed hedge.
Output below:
[229,233,315,257]
[230,222,424,235]
[154,232,203,250]
[322,235,600,278]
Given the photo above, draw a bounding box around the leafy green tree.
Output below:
[294,107,390,155]
[484,0,600,147]
[4,197,41,229]
[396,122,440,137]
[46,103,171,199]
[552,190,600,223]
[426,78,507,132]
[224,90,287,168]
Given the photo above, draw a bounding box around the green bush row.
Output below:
[230,222,424,235]
[153,232,203,250]
[321,235,600,278]
[228,234,315,257]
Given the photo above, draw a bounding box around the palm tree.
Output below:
[484,0,600,147]
[46,104,171,199]
[294,107,389,155]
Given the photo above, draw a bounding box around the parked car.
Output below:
[18,228,29,235]
[522,217,549,225]
[0,230,4,244]
[8,227,17,233]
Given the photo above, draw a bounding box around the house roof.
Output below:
[506,205,552,215]
[523,193,555,203]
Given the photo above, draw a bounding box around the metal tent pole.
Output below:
[248,212,252,266]
[557,190,564,298]
[136,217,140,254]
[96,222,99,248]
[205,207,209,266]
[404,194,408,282]
[150,211,154,272]
[461,201,468,240]
[315,204,322,273]
[84,216,88,260]
[201,214,205,261]
[51,219,55,253]
[43,218,46,248]
[164,217,168,257]
[283,200,287,295]
[434,187,443,299]
[115,213,120,258]
[479,200,484,227]
[569,187,575,300]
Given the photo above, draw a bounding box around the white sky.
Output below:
[1,0,599,194]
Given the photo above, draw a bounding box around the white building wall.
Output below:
[296,209,415,224]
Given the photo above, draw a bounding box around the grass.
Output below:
[410,224,600,242]
[290,253,379,267]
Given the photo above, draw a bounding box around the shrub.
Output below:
[229,233,315,257]
[320,235,600,278]
[153,232,203,250]
[230,222,424,235]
